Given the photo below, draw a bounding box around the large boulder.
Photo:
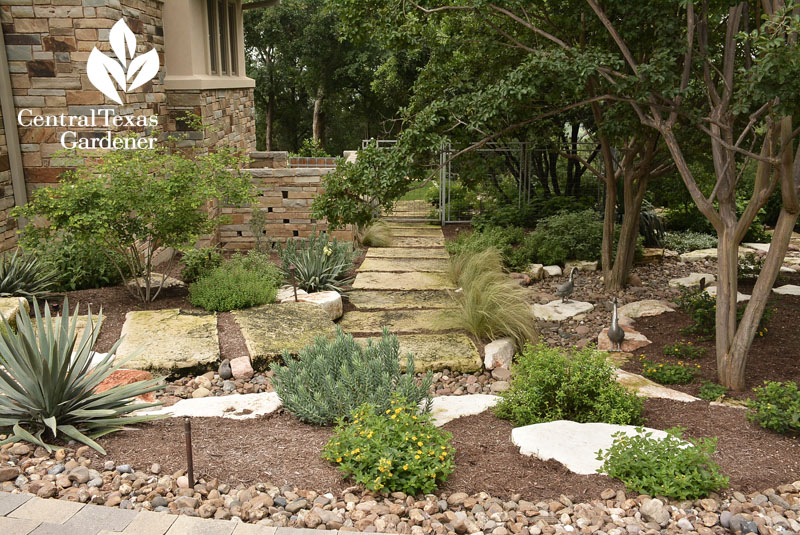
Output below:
[668,272,716,288]
[484,337,515,370]
[296,291,343,320]
[527,264,544,281]
[542,265,563,278]
[618,300,675,319]
[532,300,594,322]
[597,324,651,352]
[564,260,598,272]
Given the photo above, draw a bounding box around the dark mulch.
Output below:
[624,271,800,398]
[92,398,800,501]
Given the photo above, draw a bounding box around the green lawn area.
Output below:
[400,181,438,201]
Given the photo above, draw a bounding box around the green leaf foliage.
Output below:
[180,247,223,283]
[189,255,281,312]
[520,209,604,266]
[495,343,642,426]
[271,328,433,426]
[747,381,800,436]
[0,250,58,299]
[322,398,454,495]
[0,299,165,453]
[597,427,729,500]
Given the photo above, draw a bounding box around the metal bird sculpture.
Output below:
[607,297,625,352]
[555,267,577,303]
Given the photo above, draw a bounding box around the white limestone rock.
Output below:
[429,394,500,427]
[297,290,343,320]
[141,392,282,420]
[527,264,544,281]
[532,300,594,322]
[277,286,308,302]
[617,300,675,320]
[773,284,800,296]
[543,265,563,278]
[615,370,700,402]
[704,286,750,302]
[668,272,716,288]
[564,260,599,272]
[484,337,515,370]
[512,420,677,475]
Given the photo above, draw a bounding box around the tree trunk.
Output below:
[607,174,649,290]
[312,86,325,144]
[601,177,616,278]
[548,152,561,196]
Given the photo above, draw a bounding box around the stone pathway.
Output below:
[345,223,482,373]
[0,491,393,535]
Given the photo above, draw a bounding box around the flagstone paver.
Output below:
[347,290,453,310]
[430,394,501,426]
[357,257,449,272]
[233,302,336,365]
[392,236,446,247]
[116,309,219,374]
[365,247,449,259]
[395,333,481,373]
[353,272,456,291]
[337,309,461,334]
[389,227,445,237]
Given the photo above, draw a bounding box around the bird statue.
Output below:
[607,297,625,352]
[555,267,578,303]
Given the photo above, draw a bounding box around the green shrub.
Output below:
[698,381,727,401]
[20,230,127,291]
[278,231,354,292]
[663,341,705,360]
[0,250,58,299]
[356,221,393,247]
[662,231,718,254]
[322,398,454,494]
[291,137,330,157]
[271,328,433,425]
[677,286,774,338]
[445,227,525,265]
[522,209,604,266]
[180,247,223,283]
[226,250,284,287]
[596,427,729,500]
[738,251,765,280]
[640,357,699,384]
[664,206,716,234]
[495,344,643,426]
[747,381,800,435]
[449,249,538,346]
[0,299,164,453]
[189,265,278,312]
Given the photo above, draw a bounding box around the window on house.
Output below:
[206,0,239,76]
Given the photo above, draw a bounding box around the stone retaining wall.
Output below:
[0,106,15,252]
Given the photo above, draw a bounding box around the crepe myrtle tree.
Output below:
[15,127,253,303]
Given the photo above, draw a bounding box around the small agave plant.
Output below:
[0,299,164,453]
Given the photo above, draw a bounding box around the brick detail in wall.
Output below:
[220,166,353,250]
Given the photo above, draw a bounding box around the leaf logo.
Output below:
[87,19,159,105]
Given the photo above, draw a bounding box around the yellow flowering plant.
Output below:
[322,397,455,495]
[639,356,698,385]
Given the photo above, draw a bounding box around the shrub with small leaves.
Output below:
[663,342,705,360]
[698,381,728,402]
[747,381,800,436]
[640,357,698,385]
[678,287,774,339]
[596,427,729,500]
[322,398,455,494]
[180,247,223,283]
[661,231,718,254]
[495,344,642,426]
[271,328,432,425]
[189,264,278,312]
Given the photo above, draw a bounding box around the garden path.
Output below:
[344,223,482,373]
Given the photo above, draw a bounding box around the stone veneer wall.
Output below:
[164,88,255,152]
[0,105,16,252]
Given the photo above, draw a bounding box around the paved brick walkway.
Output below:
[0,492,380,535]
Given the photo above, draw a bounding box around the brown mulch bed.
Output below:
[93,398,800,502]
[624,271,800,399]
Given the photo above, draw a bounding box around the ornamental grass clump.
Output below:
[356,221,393,247]
[0,299,164,453]
[278,230,355,292]
[271,328,432,425]
[323,398,455,494]
[495,343,642,426]
[596,427,729,500]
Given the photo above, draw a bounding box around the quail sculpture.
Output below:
[607,297,625,352]
[555,267,577,303]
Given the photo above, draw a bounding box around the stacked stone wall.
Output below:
[0,105,16,252]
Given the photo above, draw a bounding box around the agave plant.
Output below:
[0,250,58,299]
[278,230,355,292]
[0,299,164,453]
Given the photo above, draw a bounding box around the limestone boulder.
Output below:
[532,300,594,322]
[276,285,309,302]
[429,395,501,427]
[565,260,598,272]
[635,248,664,264]
[543,265,562,278]
[618,300,675,320]
[512,420,677,475]
[484,337,515,370]
[527,264,544,281]
[0,297,29,331]
[773,284,800,296]
[680,248,718,262]
[704,286,750,302]
[140,392,281,420]
[668,272,716,288]
[597,324,651,352]
[615,370,699,402]
[296,291,343,320]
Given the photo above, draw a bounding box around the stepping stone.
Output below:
[565,260,598,272]
[389,227,444,238]
[358,257,449,273]
[532,300,594,321]
[614,370,699,402]
[388,223,441,229]
[680,247,755,262]
[140,392,281,420]
[704,286,750,302]
[430,394,501,427]
[356,333,481,373]
[773,284,800,296]
[392,236,446,248]
[234,302,336,365]
[347,290,453,310]
[743,242,771,253]
[353,272,456,291]
[366,248,449,259]
[117,309,219,374]
[618,300,675,319]
[512,421,678,475]
[0,297,28,331]
[597,324,651,352]
[669,272,716,288]
[338,309,461,334]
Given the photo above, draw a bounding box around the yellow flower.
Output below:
[386,409,391,414]
[403,464,409,470]
[336,457,342,462]
[391,415,397,419]
[417,441,423,447]
[415,455,420,459]
[367,432,373,438]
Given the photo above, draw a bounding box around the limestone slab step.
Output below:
[116,309,219,374]
[389,228,444,238]
[233,302,337,366]
[338,309,461,334]
[392,236,445,248]
[356,332,481,373]
[358,257,449,273]
[430,394,501,427]
[347,290,454,310]
[387,222,441,229]
[366,248,449,259]
[353,271,456,291]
